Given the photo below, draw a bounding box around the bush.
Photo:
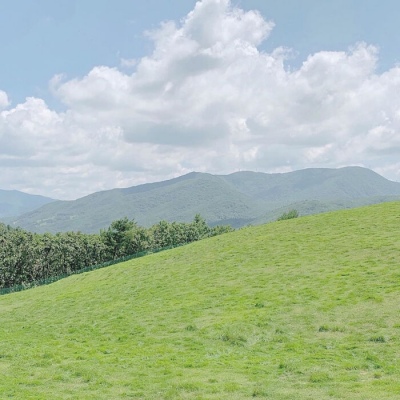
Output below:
[277,209,299,221]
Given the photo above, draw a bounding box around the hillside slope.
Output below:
[1,202,400,399]
[9,172,264,233]
[223,166,400,202]
[8,167,400,233]
[0,189,55,218]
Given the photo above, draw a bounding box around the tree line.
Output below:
[0,215,233,289]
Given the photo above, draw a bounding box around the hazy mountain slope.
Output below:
[222,166,400,203]
[10,172,264,233]
[1,202,400,399]
[8,167,400,233]
[0,189,55,219]
[253,195,400,225]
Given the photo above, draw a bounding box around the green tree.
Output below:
[101,217,147,259]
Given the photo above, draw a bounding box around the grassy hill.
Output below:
[0,189,55,219]
[1,202,400,399]
[7,167,400,233]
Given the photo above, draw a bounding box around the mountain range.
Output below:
[0,189,54,219]
[2,166,400,234]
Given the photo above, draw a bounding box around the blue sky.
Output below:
[0,0,400,199]
[2,0,399,104]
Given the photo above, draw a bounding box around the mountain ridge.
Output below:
[4,166,400,233]
[0,189,55,219]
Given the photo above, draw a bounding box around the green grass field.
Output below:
[1,202,400,399]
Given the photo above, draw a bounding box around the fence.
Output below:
[0,243,184,296]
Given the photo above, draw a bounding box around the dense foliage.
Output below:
[277,209,299,221]
[0,215,232,289]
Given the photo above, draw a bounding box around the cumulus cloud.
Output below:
[0,90,9,109]
[1,0,400,199]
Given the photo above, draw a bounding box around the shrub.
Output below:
[277,209,299,221]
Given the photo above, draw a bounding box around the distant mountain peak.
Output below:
[5,167,400,234]
[0,189,55,219]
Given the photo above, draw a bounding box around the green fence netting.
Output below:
[0,243,184,296]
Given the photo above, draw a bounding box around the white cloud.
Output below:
[1,0,400,199]
[0,90,9,109]
[120,58,137,69]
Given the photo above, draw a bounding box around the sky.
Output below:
[1,0,400,200]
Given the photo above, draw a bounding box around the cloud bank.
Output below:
[1,0,400,199]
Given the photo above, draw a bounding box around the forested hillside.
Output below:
[0,189,55,218]
[6,167,400,233]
